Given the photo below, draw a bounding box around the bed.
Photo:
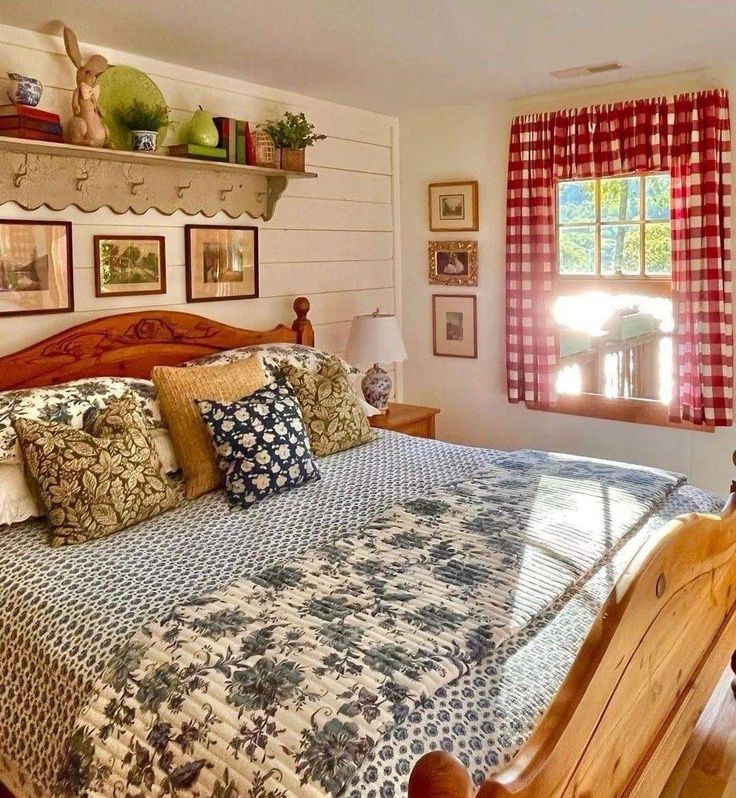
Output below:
[0,298,734,798]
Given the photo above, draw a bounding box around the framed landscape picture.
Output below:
[0,220,73,317]
[432,294,477,358]
[428,180,478,231]
[94,235,166,297]
[185,225,259,302]
[428,240,478,286]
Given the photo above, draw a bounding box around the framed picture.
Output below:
[428,240,478,286]
[94,235,166,297]
[432,294,477,358]
[428,180,478,231]
[0,220,73,317]
[185,225,259,303]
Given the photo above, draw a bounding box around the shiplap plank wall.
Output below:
[0,24,400,383]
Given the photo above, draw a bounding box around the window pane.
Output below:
[645,174,670,220]
[600,225,640,275]
[644,223,671,274]
[559,227,595,274]
[558,181,595,224]
[554,293,673,402]
[600,177,640,221]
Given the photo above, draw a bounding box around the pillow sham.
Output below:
[0,377,161,465]
[282,358,374,457]
[15,395,182,546]
[197,379,319,509]
[185,342,382,416]
[152,357,267,499]
[186,342,361,378]
[0,462,41,527]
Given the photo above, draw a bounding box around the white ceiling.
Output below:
[1,0,734,115]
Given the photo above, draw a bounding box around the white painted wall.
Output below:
[0,24,399,374]
[400,69,736,495]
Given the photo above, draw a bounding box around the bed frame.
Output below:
[0,296,314,391]
[0,299,734,798]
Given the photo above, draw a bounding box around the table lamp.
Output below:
[344,309,407,411]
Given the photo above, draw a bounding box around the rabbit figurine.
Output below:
[63,26,109,147]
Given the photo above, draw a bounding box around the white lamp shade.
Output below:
[344,313,408,367]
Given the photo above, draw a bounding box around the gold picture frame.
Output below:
[428,180,478,231]
[428,240,478,286]
[185,225,259,303]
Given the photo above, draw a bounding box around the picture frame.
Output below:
[428,240,478,286]
[428,180,478,232]
[185,225,259,303]
[0,220,73,317]
[94,235,166,297]
[432,294,477,358]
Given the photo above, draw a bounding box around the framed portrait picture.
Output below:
[432,294,477,358]
[0,220,73,317]
[94,235,166,297]
[428,180,478,231]
[428,240,478,286]
[185,225,259,303]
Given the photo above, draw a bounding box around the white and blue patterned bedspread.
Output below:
[0,432,723,797]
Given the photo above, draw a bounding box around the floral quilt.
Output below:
[58,452,684,797]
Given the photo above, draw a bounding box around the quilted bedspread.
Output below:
[58,451,686,797]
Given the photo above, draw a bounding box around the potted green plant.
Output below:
[116,99,170,152]
[261,111,326,171]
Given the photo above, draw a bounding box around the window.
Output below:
[551,174,686,428]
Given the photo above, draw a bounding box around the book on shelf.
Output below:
[167,143,227,160]
[214,117,256,165]
[0,104,61,124]
[0,116,63,135]
[0,128,64,143]
[214,117,237,163]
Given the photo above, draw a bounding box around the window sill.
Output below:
[526,393,714,432]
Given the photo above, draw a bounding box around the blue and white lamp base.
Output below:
[362,363,392,411]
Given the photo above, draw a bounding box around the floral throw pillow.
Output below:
[197,379,320,509]
[282,358,374,457]
[14,394,182,546]
[186,342,361,380]
[0,377,162,465]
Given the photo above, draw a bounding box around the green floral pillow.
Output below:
[282,358,373,457]
[14,394,183,547]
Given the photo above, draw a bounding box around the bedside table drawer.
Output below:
[399,419,434,439]
[369,403,439,440]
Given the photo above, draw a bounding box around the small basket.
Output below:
[252,130,279,168]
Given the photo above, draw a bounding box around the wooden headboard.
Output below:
[0,297,314,390]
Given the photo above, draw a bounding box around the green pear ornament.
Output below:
[187,106,218,147]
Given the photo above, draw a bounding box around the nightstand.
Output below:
[368,402,440,440]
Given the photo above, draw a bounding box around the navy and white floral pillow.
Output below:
[197,379,320,508]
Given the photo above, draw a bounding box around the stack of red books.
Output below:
[0,104,64,143]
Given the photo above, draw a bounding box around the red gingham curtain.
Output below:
[505,88,733,425]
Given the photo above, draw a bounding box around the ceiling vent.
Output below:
[550,62,622,80]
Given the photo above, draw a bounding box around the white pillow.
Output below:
[0,462,41,526]
[349,373,381,417]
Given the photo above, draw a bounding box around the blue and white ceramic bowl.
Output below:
[7,73,43,107]
[131,130,158,152]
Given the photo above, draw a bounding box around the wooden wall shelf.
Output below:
[0,136,317,220]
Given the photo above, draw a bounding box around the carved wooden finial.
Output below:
[292,296,314,346]
[408,751,474,798]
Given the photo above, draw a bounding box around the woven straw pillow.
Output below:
[152,356,267,498]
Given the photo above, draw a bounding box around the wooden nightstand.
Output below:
[369,402,440,440]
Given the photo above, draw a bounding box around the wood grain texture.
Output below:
[409,501,736,798]
[0,297,313,389]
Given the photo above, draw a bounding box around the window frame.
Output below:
[533,173,712,431]
[556,172,672,283]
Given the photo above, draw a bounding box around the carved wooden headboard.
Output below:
[0,297,314,390]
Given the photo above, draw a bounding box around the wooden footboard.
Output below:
[409,495,736,798]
